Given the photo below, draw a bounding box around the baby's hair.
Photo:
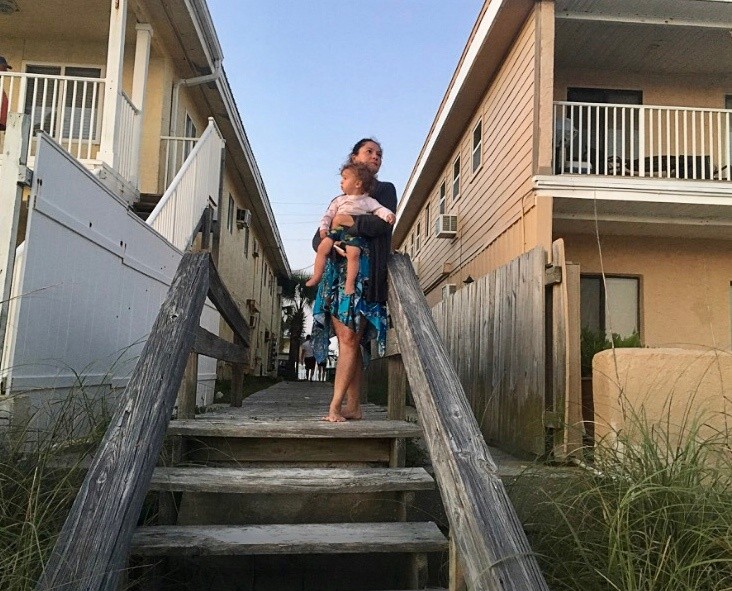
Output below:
[340,162,376,194]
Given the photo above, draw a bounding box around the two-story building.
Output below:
[394,0,732,442]
[0,0,289,424]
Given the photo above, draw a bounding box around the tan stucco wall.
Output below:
[593,348,732,446]
[404,6,550,305]
[563,234,732,349]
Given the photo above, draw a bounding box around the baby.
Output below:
[306,162,395,295]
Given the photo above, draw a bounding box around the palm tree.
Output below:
[280,271,318,379]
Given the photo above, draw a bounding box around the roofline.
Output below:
[394,0,534,245]
[186,0,291,277]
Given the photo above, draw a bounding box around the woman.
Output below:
[311,138,397,422]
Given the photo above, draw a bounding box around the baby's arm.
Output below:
[319,196,344,233]
[363,197,396,224]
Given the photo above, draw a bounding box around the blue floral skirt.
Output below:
[311,246,387,366]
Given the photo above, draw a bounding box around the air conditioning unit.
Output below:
[434,214,458,238]
[441,283,457,300]
[236,208,251,229]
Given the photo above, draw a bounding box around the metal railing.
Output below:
[553,101,732,181]
[147,118,225,250]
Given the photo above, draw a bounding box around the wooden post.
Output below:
[0,113,29,364]
[449,535,467,591]
[176,352,198,420]
[231,335,246,407]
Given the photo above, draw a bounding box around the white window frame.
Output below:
[227,194,235,233]
[416,221,421,252]
[438,181,446,214]
[183,113,197,159]
[424,204,430,243]
[472,119,482,173]
[453,156,461,200]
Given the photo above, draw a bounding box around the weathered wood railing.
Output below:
[387,253,549,590]
[35,251,250,591]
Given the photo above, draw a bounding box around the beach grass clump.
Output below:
[0,390,109,591]
[522,411,732,591]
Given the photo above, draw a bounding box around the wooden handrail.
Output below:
[35,251,250,591]
[387,253,549,590]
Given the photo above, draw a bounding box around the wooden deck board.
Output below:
[149,466,434,494]
[131,522,448,556]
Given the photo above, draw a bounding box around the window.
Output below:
[424,204,430,241]
[410,233,415,258]
[472,120,482,173]
[24,64,103,140]
[452,157,461,200]
[183,114,197,159]
[416,222,421,252]
[227,194,235,233]
[243,225,250,257]
[580,275,640,339]
[438,182,446,214]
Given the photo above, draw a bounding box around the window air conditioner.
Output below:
[434,214,458,238]
[441,284,457,300]
[236,208,251,229]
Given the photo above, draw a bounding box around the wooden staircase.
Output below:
[131,192,163,220]
[130,382,449,590]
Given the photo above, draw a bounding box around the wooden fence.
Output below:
[429,241,581,458]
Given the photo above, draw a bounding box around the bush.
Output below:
[581,328,642,377]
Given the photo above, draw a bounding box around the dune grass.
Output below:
[520,411,732,591]
[0,389,110,591]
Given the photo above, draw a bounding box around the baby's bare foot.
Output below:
[341,408,363,420]
[305,276,320,287]
[344,283,356,295]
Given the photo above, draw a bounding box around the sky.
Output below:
[206,1,484,275]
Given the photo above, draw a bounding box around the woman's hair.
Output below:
[340,162,376,195]
[349,137,382,160]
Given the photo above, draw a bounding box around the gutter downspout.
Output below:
[169,58,223,137]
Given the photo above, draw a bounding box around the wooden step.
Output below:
[131,522,448,556]
[168,418,422,439]
[150,466,434,494]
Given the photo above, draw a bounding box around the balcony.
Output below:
[553,101,732,182]
[0,71,141,187]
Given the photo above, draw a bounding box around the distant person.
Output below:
[311,138,396,422]
[316,359,327,382]
[0,56,12,132]
[300,335,316,381]
[306,162,395,295]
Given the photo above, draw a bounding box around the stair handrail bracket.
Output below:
[387,253,549,591]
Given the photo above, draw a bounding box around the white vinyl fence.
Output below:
[0,134,218,430]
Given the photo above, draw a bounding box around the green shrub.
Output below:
[581,328,642,377]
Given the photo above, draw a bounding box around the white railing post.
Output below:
[98,0,128,168]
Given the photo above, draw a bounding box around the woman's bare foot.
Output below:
[344,282,356,295]
[322,409,347,422]
[341,408,363,420]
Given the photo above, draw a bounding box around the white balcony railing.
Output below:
[553,101,732,181]
[0,71,141,186]
[147,118,225,251]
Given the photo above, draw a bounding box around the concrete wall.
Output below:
[593,348,732,447]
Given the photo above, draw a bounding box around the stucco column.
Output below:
[98,0,128,167]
